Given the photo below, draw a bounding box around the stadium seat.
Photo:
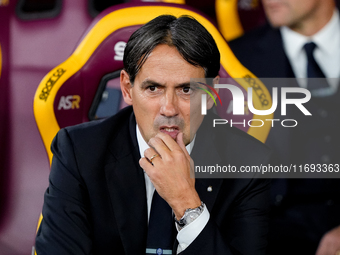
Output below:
[0,11,10,231]
[0,1,14,252]
[1,1,94,254]
[215,0,266,41]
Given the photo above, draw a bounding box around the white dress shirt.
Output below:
[136,125,210,253]
[281,9,340,93]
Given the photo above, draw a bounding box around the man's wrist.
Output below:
[174,201,205,230]
[172,192,201,220]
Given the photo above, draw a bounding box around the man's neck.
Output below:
[290,4,335,36]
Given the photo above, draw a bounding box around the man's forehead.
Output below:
[134,45,205,83]
[141,45,187,65]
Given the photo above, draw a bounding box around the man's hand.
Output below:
[316,225,340,255]
[139,132,201,220]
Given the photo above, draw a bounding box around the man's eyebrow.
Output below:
[140,80,164,89]
[177,82,191,88]
[139,80,193,88]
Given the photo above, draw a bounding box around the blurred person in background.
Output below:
[229,0,340,254]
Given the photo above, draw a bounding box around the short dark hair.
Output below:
[123,15,220,83]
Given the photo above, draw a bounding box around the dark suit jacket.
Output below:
[229,24,340,254]
[35,106,272,255]
[229,24,295,79]
[229,23,340,194]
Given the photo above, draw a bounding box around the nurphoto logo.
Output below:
[199,82,312,128]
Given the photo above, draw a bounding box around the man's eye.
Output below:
[148,86,157,91]
[182,87,191,93]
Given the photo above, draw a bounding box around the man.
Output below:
[35,15,272,254]
[229,0,340,254]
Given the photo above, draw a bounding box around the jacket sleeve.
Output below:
[35,128,93,255]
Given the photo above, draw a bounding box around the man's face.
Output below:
[121,44,215,145]
[262,0,323,28]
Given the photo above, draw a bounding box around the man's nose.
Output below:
[160,91,179,117]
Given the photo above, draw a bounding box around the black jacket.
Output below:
[36,106,272,255]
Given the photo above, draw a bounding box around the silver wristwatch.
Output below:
[174,201,205,230]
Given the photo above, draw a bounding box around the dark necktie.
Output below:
[304,42,330,94]
[146,191,174,255]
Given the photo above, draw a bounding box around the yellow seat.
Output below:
[215,0,266,41]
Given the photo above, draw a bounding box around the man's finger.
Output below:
[144,147,159,159]
[139,157,154,172]
[155,132,180,151]
[176,132,190,160]
[148,136,169,157]
[143,148,162,165]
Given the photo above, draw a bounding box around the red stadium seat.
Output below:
[0,0,94,254]
[0,1,10,233]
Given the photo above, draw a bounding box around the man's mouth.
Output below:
[160,126,180,139]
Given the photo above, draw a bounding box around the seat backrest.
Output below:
[215,0,266,41]
[0,0,11,228]
[34,2,273,165]
[0,43,2,77]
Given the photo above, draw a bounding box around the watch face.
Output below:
[176,202,204,230]
[186,211,200,224]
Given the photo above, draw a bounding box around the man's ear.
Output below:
[120,70,133,105]
[206,75,220,110]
